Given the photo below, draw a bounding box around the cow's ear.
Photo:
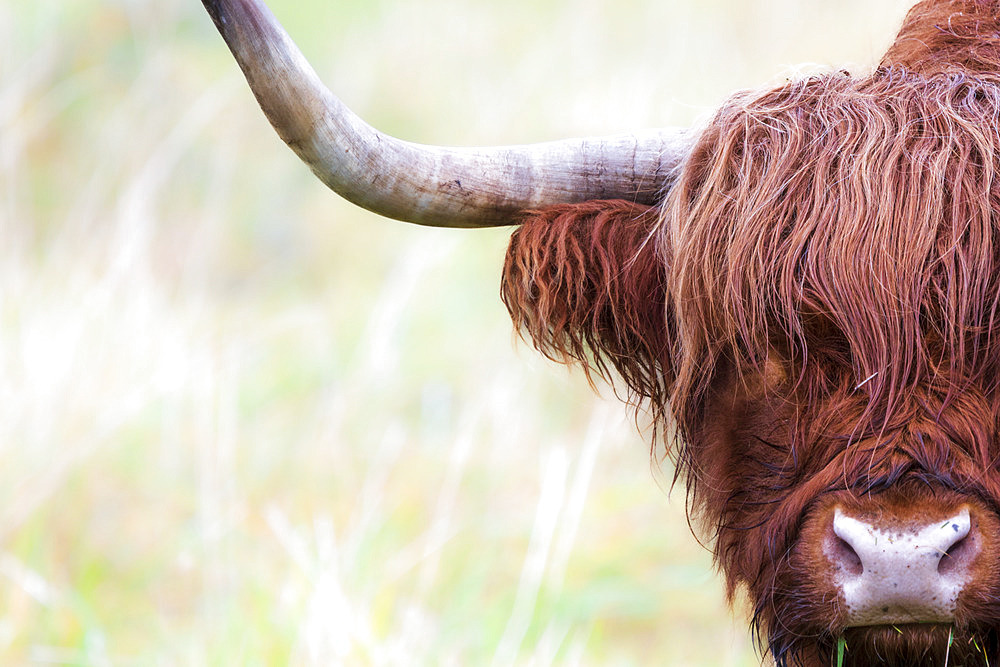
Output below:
[501,200,671,403]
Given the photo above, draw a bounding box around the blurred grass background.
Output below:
[2,0,913,664]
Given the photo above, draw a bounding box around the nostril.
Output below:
[938,535,970,575]
[831,535,864,576]
[831,510,870,577]
[937,516,975,577]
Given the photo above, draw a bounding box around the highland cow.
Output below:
[201,0,1000,664]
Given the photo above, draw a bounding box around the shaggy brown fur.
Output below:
[503,1,1000,665]
[502,200,667,405]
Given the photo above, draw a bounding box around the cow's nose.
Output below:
[828,507,976,625]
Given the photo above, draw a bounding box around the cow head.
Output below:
[201,0,1000,664]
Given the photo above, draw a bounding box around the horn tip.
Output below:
[200,0,228,29]
[201,0,275,43]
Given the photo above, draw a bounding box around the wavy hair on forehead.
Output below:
[663,64,1000,439]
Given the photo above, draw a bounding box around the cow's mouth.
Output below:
[827,624,997,667]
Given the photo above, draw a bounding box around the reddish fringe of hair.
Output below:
[664,63,1000,437]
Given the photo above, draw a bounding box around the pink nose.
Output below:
[827,507,977,625]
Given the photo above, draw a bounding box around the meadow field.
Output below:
[3,0,911,664]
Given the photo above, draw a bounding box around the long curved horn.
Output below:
[202,0,694,228]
